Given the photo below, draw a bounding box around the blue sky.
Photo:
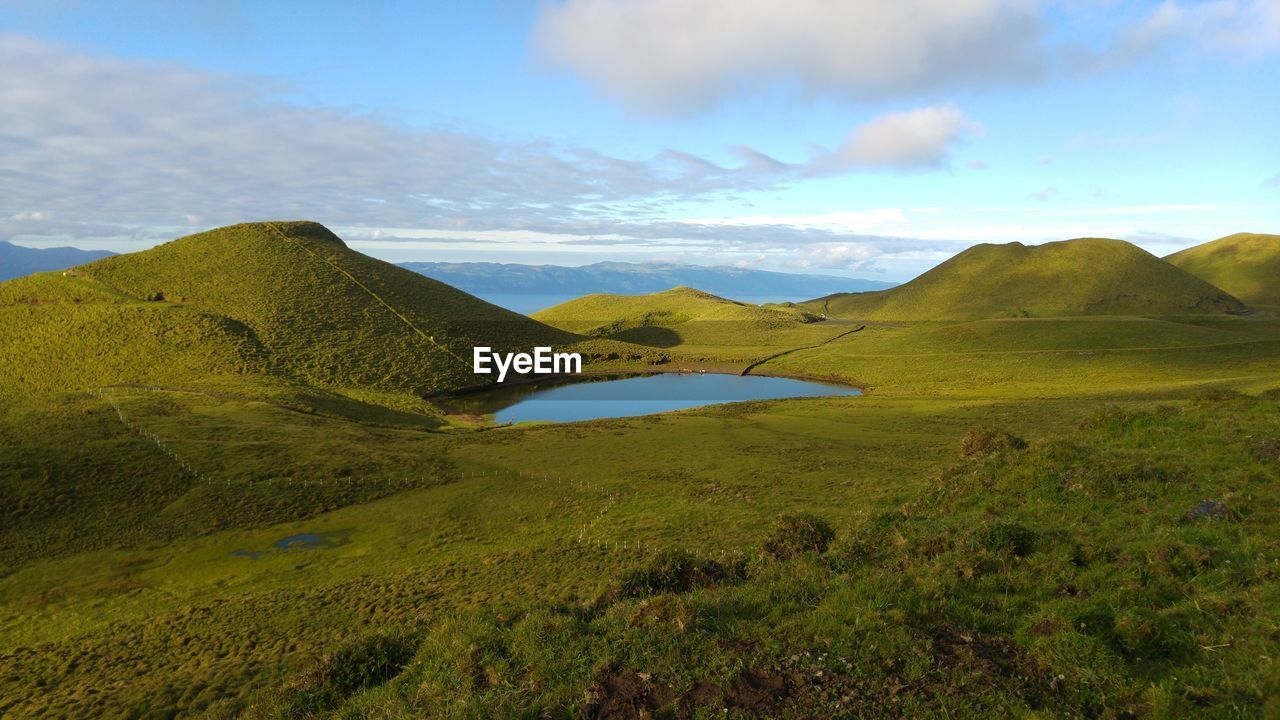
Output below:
[1,0,1277,281]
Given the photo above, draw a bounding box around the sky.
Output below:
[0,0,1277,281]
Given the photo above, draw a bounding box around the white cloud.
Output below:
[1142,0,1280,56]
[533,0,1045,115]
[1075,0,1280,70]
[0,36,744,236]
[0,34,982,266]
[832,104,979,169]
[0,35,972,250]
[794,244,882,270]
[535,0,1280,115]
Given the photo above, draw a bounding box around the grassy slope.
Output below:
[1166,233,1280,307]
[74,221,578,396]
[804,238,1246,321]
[4,234,1280,717]
[267,394,1280,719]
[759,315,1280,396]
[534,286,840,365]
[534,287,818,337]
[0,272,280,398]
[0,223,658,405]
[3,381,1278,718]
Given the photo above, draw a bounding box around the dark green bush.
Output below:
[763,512,836,560]
[618,548,727,598]
[975,521,1036,557]
[960,425,1027,457]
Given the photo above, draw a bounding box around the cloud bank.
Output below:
[534,0,1046,115]
[535,0,1280,115]
[832,104,980,169]
[0,36,972,259]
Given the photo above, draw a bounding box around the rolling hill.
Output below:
[532,286,824,348]
[802,237,1247,321]
[0,240,113,281]
[0,221,578,398]
[1165,232,1280,306]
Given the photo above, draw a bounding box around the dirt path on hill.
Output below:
[740,324,866,376]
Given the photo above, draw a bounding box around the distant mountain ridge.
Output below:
[0,241,114,280]
[400,260,894,300]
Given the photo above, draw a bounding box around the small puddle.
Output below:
[230,529,354,559]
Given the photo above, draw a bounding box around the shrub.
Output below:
[960,425,1027,458]
[763,512,836,560]
[617,548,726,598]
[975,522,1036,557]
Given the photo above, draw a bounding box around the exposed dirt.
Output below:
[1249,436,1280,464]
[582,668,676,720]
[582,627,1053,718]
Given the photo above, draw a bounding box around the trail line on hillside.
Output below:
[741,324,866,376]
[263,222,470,368]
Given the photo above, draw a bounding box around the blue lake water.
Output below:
[446,373,861,424]
[274,533,337,550]
[231,530,353,559]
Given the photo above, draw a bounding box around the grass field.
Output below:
[2,225,1278,718]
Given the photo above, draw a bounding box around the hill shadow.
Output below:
[607,326,682,348]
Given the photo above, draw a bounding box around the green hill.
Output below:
[1165,232,1280,306]
[532,286,822,347]
[0,221,576,398]
[804,237,1246,321]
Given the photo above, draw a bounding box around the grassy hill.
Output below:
[1166,232,1280,307]
[804,238,1246,321]
[533,286,823,348]
[5,227,1280,718]
[0,221,580,399]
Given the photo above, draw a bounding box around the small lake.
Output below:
[444,373,861,424]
